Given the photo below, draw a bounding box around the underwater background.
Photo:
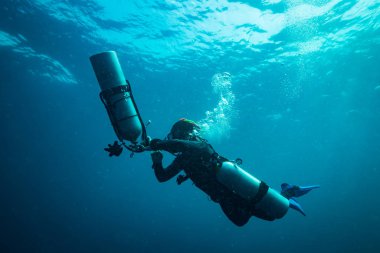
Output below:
[1,0,379,252]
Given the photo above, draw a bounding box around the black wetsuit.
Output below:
[151,139,273,226]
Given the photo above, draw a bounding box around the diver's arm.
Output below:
[152,156,183,183]
[150,139,196,154]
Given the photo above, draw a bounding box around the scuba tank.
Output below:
[90,51,148,151]
[216,161,289,220]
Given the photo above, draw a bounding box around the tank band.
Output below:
[100,84,130,99]
[118,114,139,122]
[249,181,269,208]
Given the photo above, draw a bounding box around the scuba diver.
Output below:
[90,51,319,226]
[106,118,319,226]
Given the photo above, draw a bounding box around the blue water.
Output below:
[1,0,379,252]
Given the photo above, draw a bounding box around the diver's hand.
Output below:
[104,141,123,157]
[149,138,162,151]
[151,151,163,164]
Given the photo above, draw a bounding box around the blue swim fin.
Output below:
[289,198,306,216]
[295,185,320,198]
[281,183,320,198]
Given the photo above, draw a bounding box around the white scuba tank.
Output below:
[90,51,142,143]
[216,161,289,219]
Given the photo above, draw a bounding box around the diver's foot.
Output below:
[281,183,320,198]
[289,198,306,216]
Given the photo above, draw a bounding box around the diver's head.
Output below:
[167,118,201,141]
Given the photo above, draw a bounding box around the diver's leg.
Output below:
[220,200,251,227]
[251,208,275,221]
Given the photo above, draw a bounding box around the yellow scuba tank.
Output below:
[216,161,289,220]
[90,51,144,144]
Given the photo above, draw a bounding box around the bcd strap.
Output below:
[99,81,149,145]
[127,80,149,144]
[99,86,127,142]
[249,181,269,208]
